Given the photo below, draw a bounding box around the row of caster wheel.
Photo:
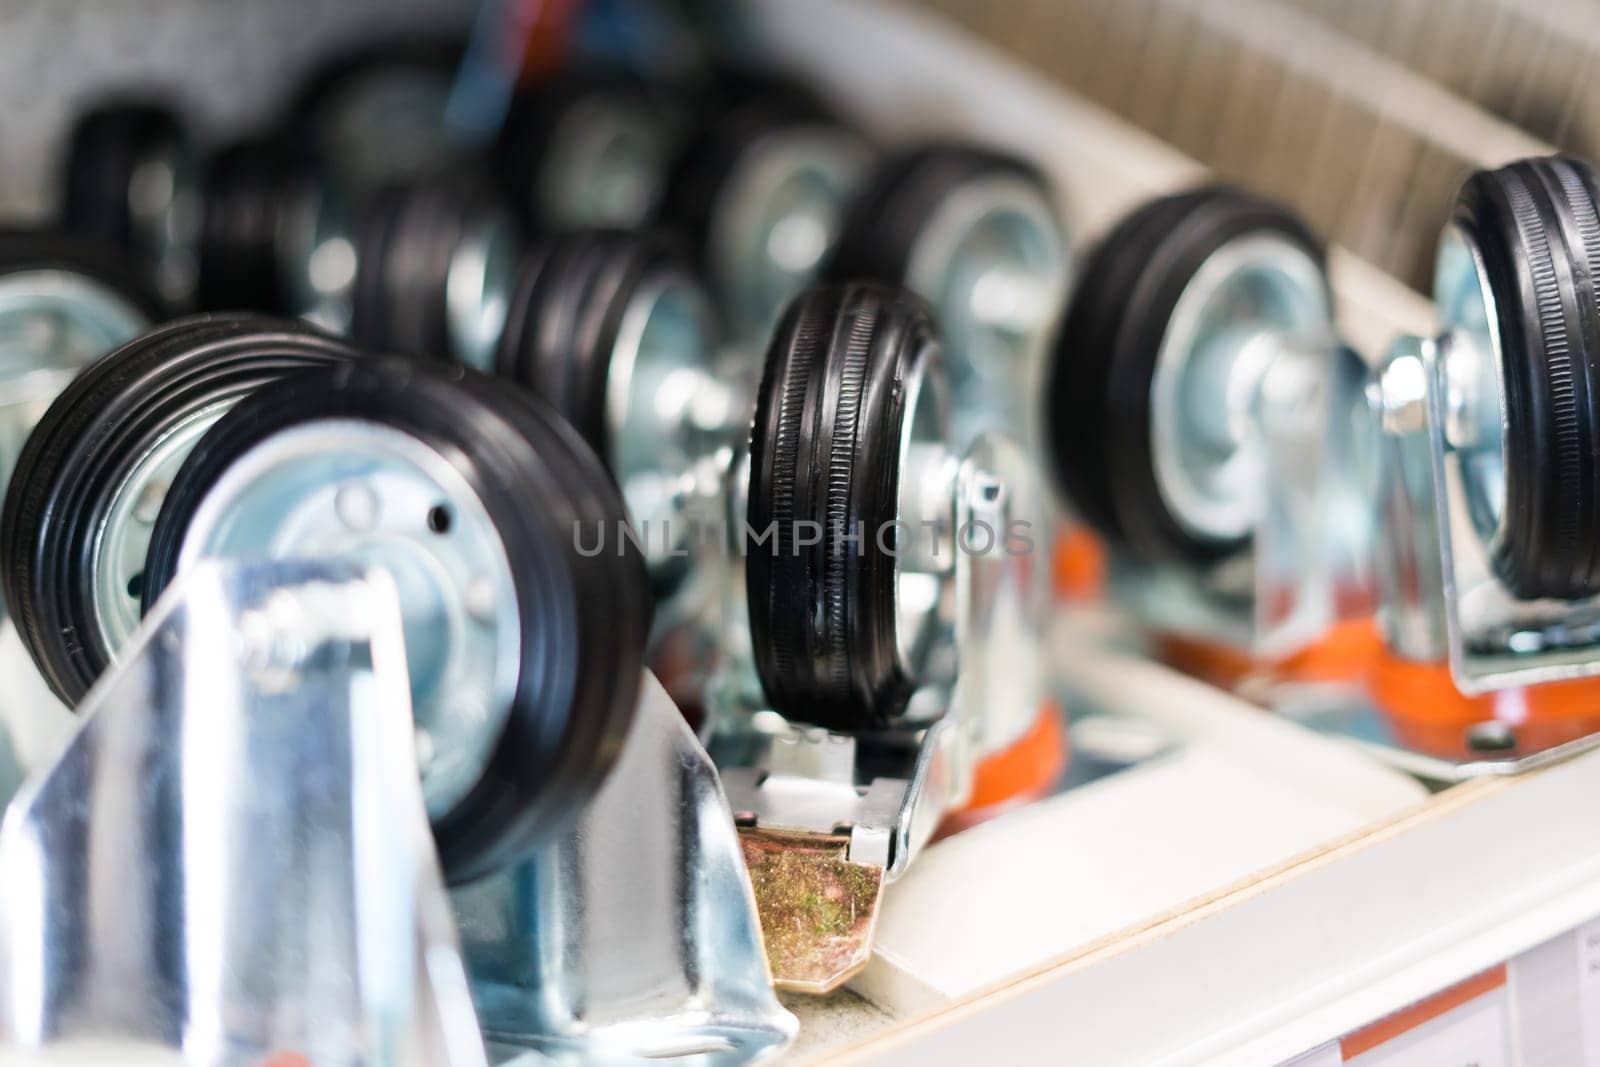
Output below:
[1047,154,1600,767]
[12,32,1600,991]
[58,45,1067,421]
[0,268,973,885]
[12,147,1600,844]
[0,47,1075,908]
[16,126,1600,749]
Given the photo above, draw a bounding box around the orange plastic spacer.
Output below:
[1155,618,1385,691]
[1368,649,1600,760]
[1051,525,1108,602]
[939,702,1068,836]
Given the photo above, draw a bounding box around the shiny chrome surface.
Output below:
[1434,224,1508,558]
[893,339,956,678]
[905,173,1068,449]
[455,671,796,1064]
[171,420,521,821]
[446,211,521,373]
[0,619,73,817]
[1250,341,1375,657]
[711,127,869,340]
[1369,335,1448,662]
[605,273,743,579]
[0,560,487,1065]
[947,432,1050,758]
[1150,234,1330,544]
[283,179,359,334]
[1280,692,1600,783]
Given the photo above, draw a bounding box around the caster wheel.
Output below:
[495,229,724,592]
[0,229,166,609]
[352,171,525,371]
[499,73,686,232]
[0,313,365,704]
[61,102,202,307]
[1047,186,1329,566]
[288,37,463,198]
[827,144,1067,439]
[660,78,870,339]
[746,282,948,731]
[142,357,649,883]
[198,135,356,329]
[1443,156,1600,601]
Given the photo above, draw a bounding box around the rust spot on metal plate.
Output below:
[739,828,884,995]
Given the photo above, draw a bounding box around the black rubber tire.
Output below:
[351,170,523,362]
[1046,185,1326,566]
[746,282,940,732]
[141,357,649,883]
[494,228,690,465]
[1453,156,1600,599]
[197,135,316,314]
[0,227,167,323]
[0,313,364,705]
[497,72,683,231]
[60,103,193,288]
[826,143,1057,285]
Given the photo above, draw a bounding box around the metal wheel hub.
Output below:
[714,128,868,336]
[893,343,956,677]
[94,401,231,658]
[171,419,522,818]
[606,274,734,570]
[906,174,1067,440]
[283,180,358,334]
[1433,224,1508,554]
[1150,233,1330,544]
[447,212,522,372]
[543,98,672,228]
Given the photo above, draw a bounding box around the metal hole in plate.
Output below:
[906,173,1068,446]
[447,210,523,372]
[169,419,522,818]
[1150,233,1331,544]
[712,127,870,338]
[542,97,673,229]
[605,273,728,573]
[1466,719,1517,753]
[93,399,234,660]
[1433,224,1508,555]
